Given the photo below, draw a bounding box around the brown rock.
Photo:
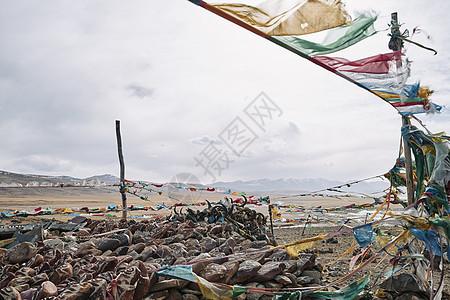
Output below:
[191,253,212,275]
[230,260,262,284]
[182,294,199,300]
[168,288,182,300]
[97,256,118,273]
[44,248,62,266]
[27,254,44,268]
[20,288,37,300]
[87,278,107,300]
[6,242,37,264]
[7,276,32,288]
[149,279,189,292]
[10,283,29,293]
[115,266,141,300]
[57,282,94,300]
[210,224,223,235]
[180,289,202,296]
[130,243,145,254]
[0,286,21,299]
[49,262,73,285]
[199,263,228,282]
[15,267,35,277]
[264,281,282,290]
[222,260,239,284]
[274,274,292,285]
[251,262,285,283]
[0,272,15,290]
[144,290,169,299]
[35,281,58,299]
[379,273,429,295]
[300,270,321,284]
[139,246,157,261]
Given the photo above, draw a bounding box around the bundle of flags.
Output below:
[189,0,441,115]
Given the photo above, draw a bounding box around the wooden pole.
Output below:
[402,116,415,204]
[389,12,415,205]
[115,120,127,219]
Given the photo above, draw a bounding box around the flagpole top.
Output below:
[188,0,201,5]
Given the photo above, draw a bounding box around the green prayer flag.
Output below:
[232,286,248,299]
[308,273,370,299]
[272,12,377,56]
[156,265,196,282]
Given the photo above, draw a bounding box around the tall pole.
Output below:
[402,117,415,204]
[116,120,127,219]
[389,12,415,205]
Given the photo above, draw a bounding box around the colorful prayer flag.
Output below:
[211,0,351,36]
[272,11,377,56]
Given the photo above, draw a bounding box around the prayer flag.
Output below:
[211,0,351,36]
[273,11,377,56]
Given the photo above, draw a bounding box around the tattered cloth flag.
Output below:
[307,273,370,299]
[315,51,441,115]
[273,11,378,56]
[210,0,351,36]
[192,0,377,57]
[353,224,373,248]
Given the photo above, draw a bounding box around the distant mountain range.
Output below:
[0,170,120,187]
[0,170,389,194]
[212,178,389,195]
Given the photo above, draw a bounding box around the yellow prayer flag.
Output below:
[212,0,351,36]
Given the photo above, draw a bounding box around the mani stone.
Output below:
[95,238,121,253]
[223,260,240,284]
[199,263,228,282]
[231,260,262,284]
[251,262,285,282]
[6,242,37,264]
[379,273,429,295]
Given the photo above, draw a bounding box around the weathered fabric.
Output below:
[212,0,351,36]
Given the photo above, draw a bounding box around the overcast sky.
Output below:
[0,0,449,185]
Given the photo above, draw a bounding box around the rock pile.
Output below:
[0,218,325,299]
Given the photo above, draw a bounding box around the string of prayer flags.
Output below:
[189,0,443,117]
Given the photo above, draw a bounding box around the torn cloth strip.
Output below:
[210,0,351,36]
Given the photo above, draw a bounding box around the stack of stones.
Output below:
[0,218,325,299]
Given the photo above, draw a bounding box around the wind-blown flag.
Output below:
[211,0,351,36]
[273,11,377,56]
[195,0,378,56]
[314,51,441,115]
